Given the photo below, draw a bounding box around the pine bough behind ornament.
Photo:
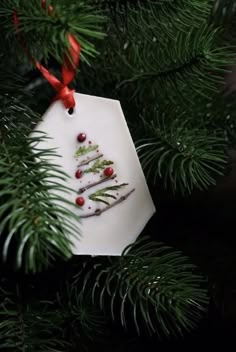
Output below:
[74,132,135,218]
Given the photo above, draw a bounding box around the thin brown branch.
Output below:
[80,188,135,218]
[78,174,117,194]
[78,153,103,167]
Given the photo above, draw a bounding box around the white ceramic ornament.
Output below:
[33,93,155,255]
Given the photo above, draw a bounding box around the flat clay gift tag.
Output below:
[33,93,155,255]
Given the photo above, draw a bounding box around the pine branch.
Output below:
[0,67,28,97]
[0,279,107,351]
[0,97,81,272]
[0,138,81,273]
[0,282,69,351]
[0,0,105,64]
[57,284,107,339]
[177,90,236,147]
[0,95,40,142]
[92,0,210,30]
[81,237,208,337]
[79,1,234,120]
[116,25,233,109]
[136,110,227,194]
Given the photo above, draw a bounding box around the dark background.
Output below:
[144,151,236,344]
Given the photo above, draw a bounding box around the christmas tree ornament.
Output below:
[22,1,155,256]
[32,93,156,255]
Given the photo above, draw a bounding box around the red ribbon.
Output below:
[14,1,80,109]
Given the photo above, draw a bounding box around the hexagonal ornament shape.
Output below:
[32,93,156,255]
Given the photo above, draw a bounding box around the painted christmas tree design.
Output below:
[74,133,135,218]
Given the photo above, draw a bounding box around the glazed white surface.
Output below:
[33,93,156,255]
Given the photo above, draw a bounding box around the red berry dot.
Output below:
[88,141,92,144]
[75,170,83,179]
[104,167,114,177]
[77,133,86,143]
[76,197,85,206]
[88,206,91,210]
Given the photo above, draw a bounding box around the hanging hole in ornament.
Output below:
[68,107,74,116]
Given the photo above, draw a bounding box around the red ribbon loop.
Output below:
[14,2,80,109]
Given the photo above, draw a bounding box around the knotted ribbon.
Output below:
[14,1,81,109]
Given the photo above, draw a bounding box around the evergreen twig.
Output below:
[0,279,107,351]
[81,238,208,337]
[0,97,80,272]
[136,111,227,194]
[0,0,105,64]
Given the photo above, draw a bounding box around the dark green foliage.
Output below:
[82,238,208,337]
[0,285,69,351]
[85,0,224,105]
[0,0,105,64]
[93,0,210,28]
[113,25,233,117]
[0,96,81,272]
[58,284,107,339]
[0,135,80,273]
[212,0,236,23]
[77,0,235,193]
[0,279,106,351]
[137,110,227,193]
